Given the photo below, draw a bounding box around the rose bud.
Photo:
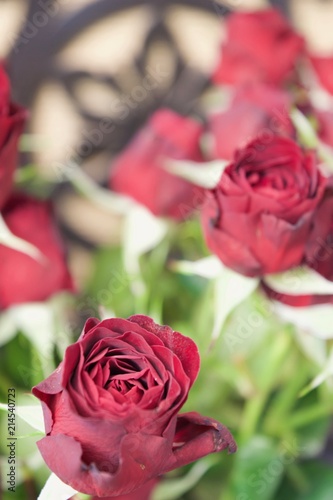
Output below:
[0,64,27,209]
[109,108,205,220]
[213,8,304,86]
[202,136,327,277]
[310,55,333,95]
[33,315,236,498]
[0,193,74,309]
[208,84,293,161]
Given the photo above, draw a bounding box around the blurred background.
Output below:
[1,0,333,292]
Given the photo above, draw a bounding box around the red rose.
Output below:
[0,64,27,210]
[33,315,236,498]
[0,194,74,308]
[109,108,205,219]
[310,55,333,95]
[202,136,327,277]
[208,84,293,160]
[304,178,333,281]
[213,8,304,86]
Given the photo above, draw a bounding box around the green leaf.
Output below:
[123,204,168,276]
[211,269,259,342]
[0,402,45,433]
[299,347,333,398]
[275,303,333,339]
[7,302,56,375]
[85,246,136,318]
[38,473,78,500]
[171,256,224,279]
[278,461,333,499]
[164,158,229,188]
[264,267,333,296]
[171,257,258,342]
[291,108,333,170]
[0,213,43,261]
[0,312,17,348]
[0,332,43,390]
[230,436,285,500]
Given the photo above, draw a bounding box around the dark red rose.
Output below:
[304,177,333,281]
[213,8,304,86]
[0,65,27,209]
[261,179,333,307]
[202,136,328,277]
[208,84,293,160]
[310,55,333,95]
[0,193,74,308]
[109,108,205,220]
[33,315,236,498]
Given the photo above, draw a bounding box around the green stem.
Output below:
[239,334,291,443]
[238,392,268,443]
[288,404,333,429]
[263,362,309,435]
[286,463,310,493]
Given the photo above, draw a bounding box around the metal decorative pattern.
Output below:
[7,0,286,160]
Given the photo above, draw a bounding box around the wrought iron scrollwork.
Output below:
[8,0,287,161]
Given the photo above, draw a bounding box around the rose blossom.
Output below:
[0,193,74,308]
[109,108,205,220]
[213,8,304,86]
[202,136,328,277]
[0,64,27,209]
[208,84,293,161]
[33,315,236,497]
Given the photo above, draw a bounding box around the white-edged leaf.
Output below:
[291,108,333,170]
[63,161,133,214]
[291,108,318,148]
[0,213,43,261]
[264,267,333,296]
[123,204,168,276]
[7,302,55,373]
[212,269,259,341]
[164,158,228,188]
[171,255,224,279]
[152,457,218,500]
[0,312,17,347]
[98,305,116,320]
[17,405,45,433]
[171,257,258,340]
[295,329,327,366]
[274,302,333,339]
[0,403,44,433]
[38,473,78,500]
[300,348,333,396]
